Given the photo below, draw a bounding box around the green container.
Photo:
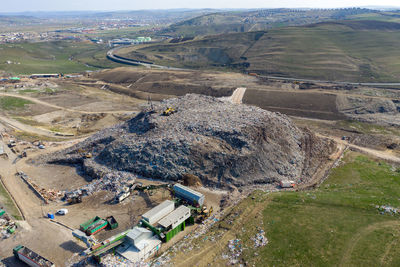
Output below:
[7,225,16,234]
[165,221,185,242]
[0,209,5,217]
[86,220,108,235]
[80,216,102,231]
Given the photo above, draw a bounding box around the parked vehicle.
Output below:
[56,209,68,215]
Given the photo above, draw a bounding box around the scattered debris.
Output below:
[17,171,63,203]
[227,239,243,265]
[251,229,268,248]
[376,205,399,215]
[0,208,17,239]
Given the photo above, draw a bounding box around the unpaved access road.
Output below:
[0,115,65,138]
[317,133,400,163]
[0,92,136,115]
[0,131,85,266]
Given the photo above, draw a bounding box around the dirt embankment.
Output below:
[92,68,237,100]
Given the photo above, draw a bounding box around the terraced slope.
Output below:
[119,20,400,82]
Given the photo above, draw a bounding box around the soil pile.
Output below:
[43,94,333,188]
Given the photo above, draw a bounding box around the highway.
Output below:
[107,46,186,71]
[107,47,400,88]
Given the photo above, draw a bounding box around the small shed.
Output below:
[142,200,175,225]
[173,183,205,206]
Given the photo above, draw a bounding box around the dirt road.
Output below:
[0,92,136,114]
[0,115,66,138]
[220,87,247,104]
[317,133,400,163]
[0,129,84,265]
[339,220,400,267]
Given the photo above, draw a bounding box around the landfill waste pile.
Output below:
[42,94,334,189]
[100,254,147,267]
[64,171,136,202]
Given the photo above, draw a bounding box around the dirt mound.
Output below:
[336,95,400,126]
[42,94,334,189]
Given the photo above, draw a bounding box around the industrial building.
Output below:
[158,205,191,242]
[173,183,205,206]
[108,37,152,47]
[158,205,190,230]
[30,74,61,79]
[142,200,175,225]
[117,227,161,263]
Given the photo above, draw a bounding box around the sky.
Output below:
[1,0,400,12]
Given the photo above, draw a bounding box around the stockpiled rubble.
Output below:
[42,94,333,189]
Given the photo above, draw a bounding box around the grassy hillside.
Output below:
[162,8,377,37]
[120,20,400,82]
[170,152,400,266]
[0,41,118,75]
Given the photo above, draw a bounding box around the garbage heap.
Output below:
[43,94,334,189]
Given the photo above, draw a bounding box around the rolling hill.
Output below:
[118,20,400,82]
[161,8,377,37]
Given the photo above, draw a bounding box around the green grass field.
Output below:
[170,152,400,266]
[0,179,22,220]
[235,153,400,266]
[0,41,119,75]
[0,96,32,110]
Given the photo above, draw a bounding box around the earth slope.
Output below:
[45,94,333,188]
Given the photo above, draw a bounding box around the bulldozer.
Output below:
[162,107,176,116]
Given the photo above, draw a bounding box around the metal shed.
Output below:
[173,184,205,206]
[142,200,175,225]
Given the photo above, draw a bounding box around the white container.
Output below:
[142,200,174,225]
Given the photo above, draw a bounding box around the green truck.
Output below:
[80,216,108,236]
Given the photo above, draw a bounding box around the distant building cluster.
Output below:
[108,37,152,47]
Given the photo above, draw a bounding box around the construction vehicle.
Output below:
[0,146,8,159]
[162,107,176,116]
[67,194,83,204]
[196,205,213,223]
[13,245,55,267]
[8,140,16,148]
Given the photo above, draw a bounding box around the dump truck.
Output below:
[280,180,296,188]
[13,245,55,267]
[80,216,108,236]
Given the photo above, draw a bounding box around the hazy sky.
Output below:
[2,0,400,12]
